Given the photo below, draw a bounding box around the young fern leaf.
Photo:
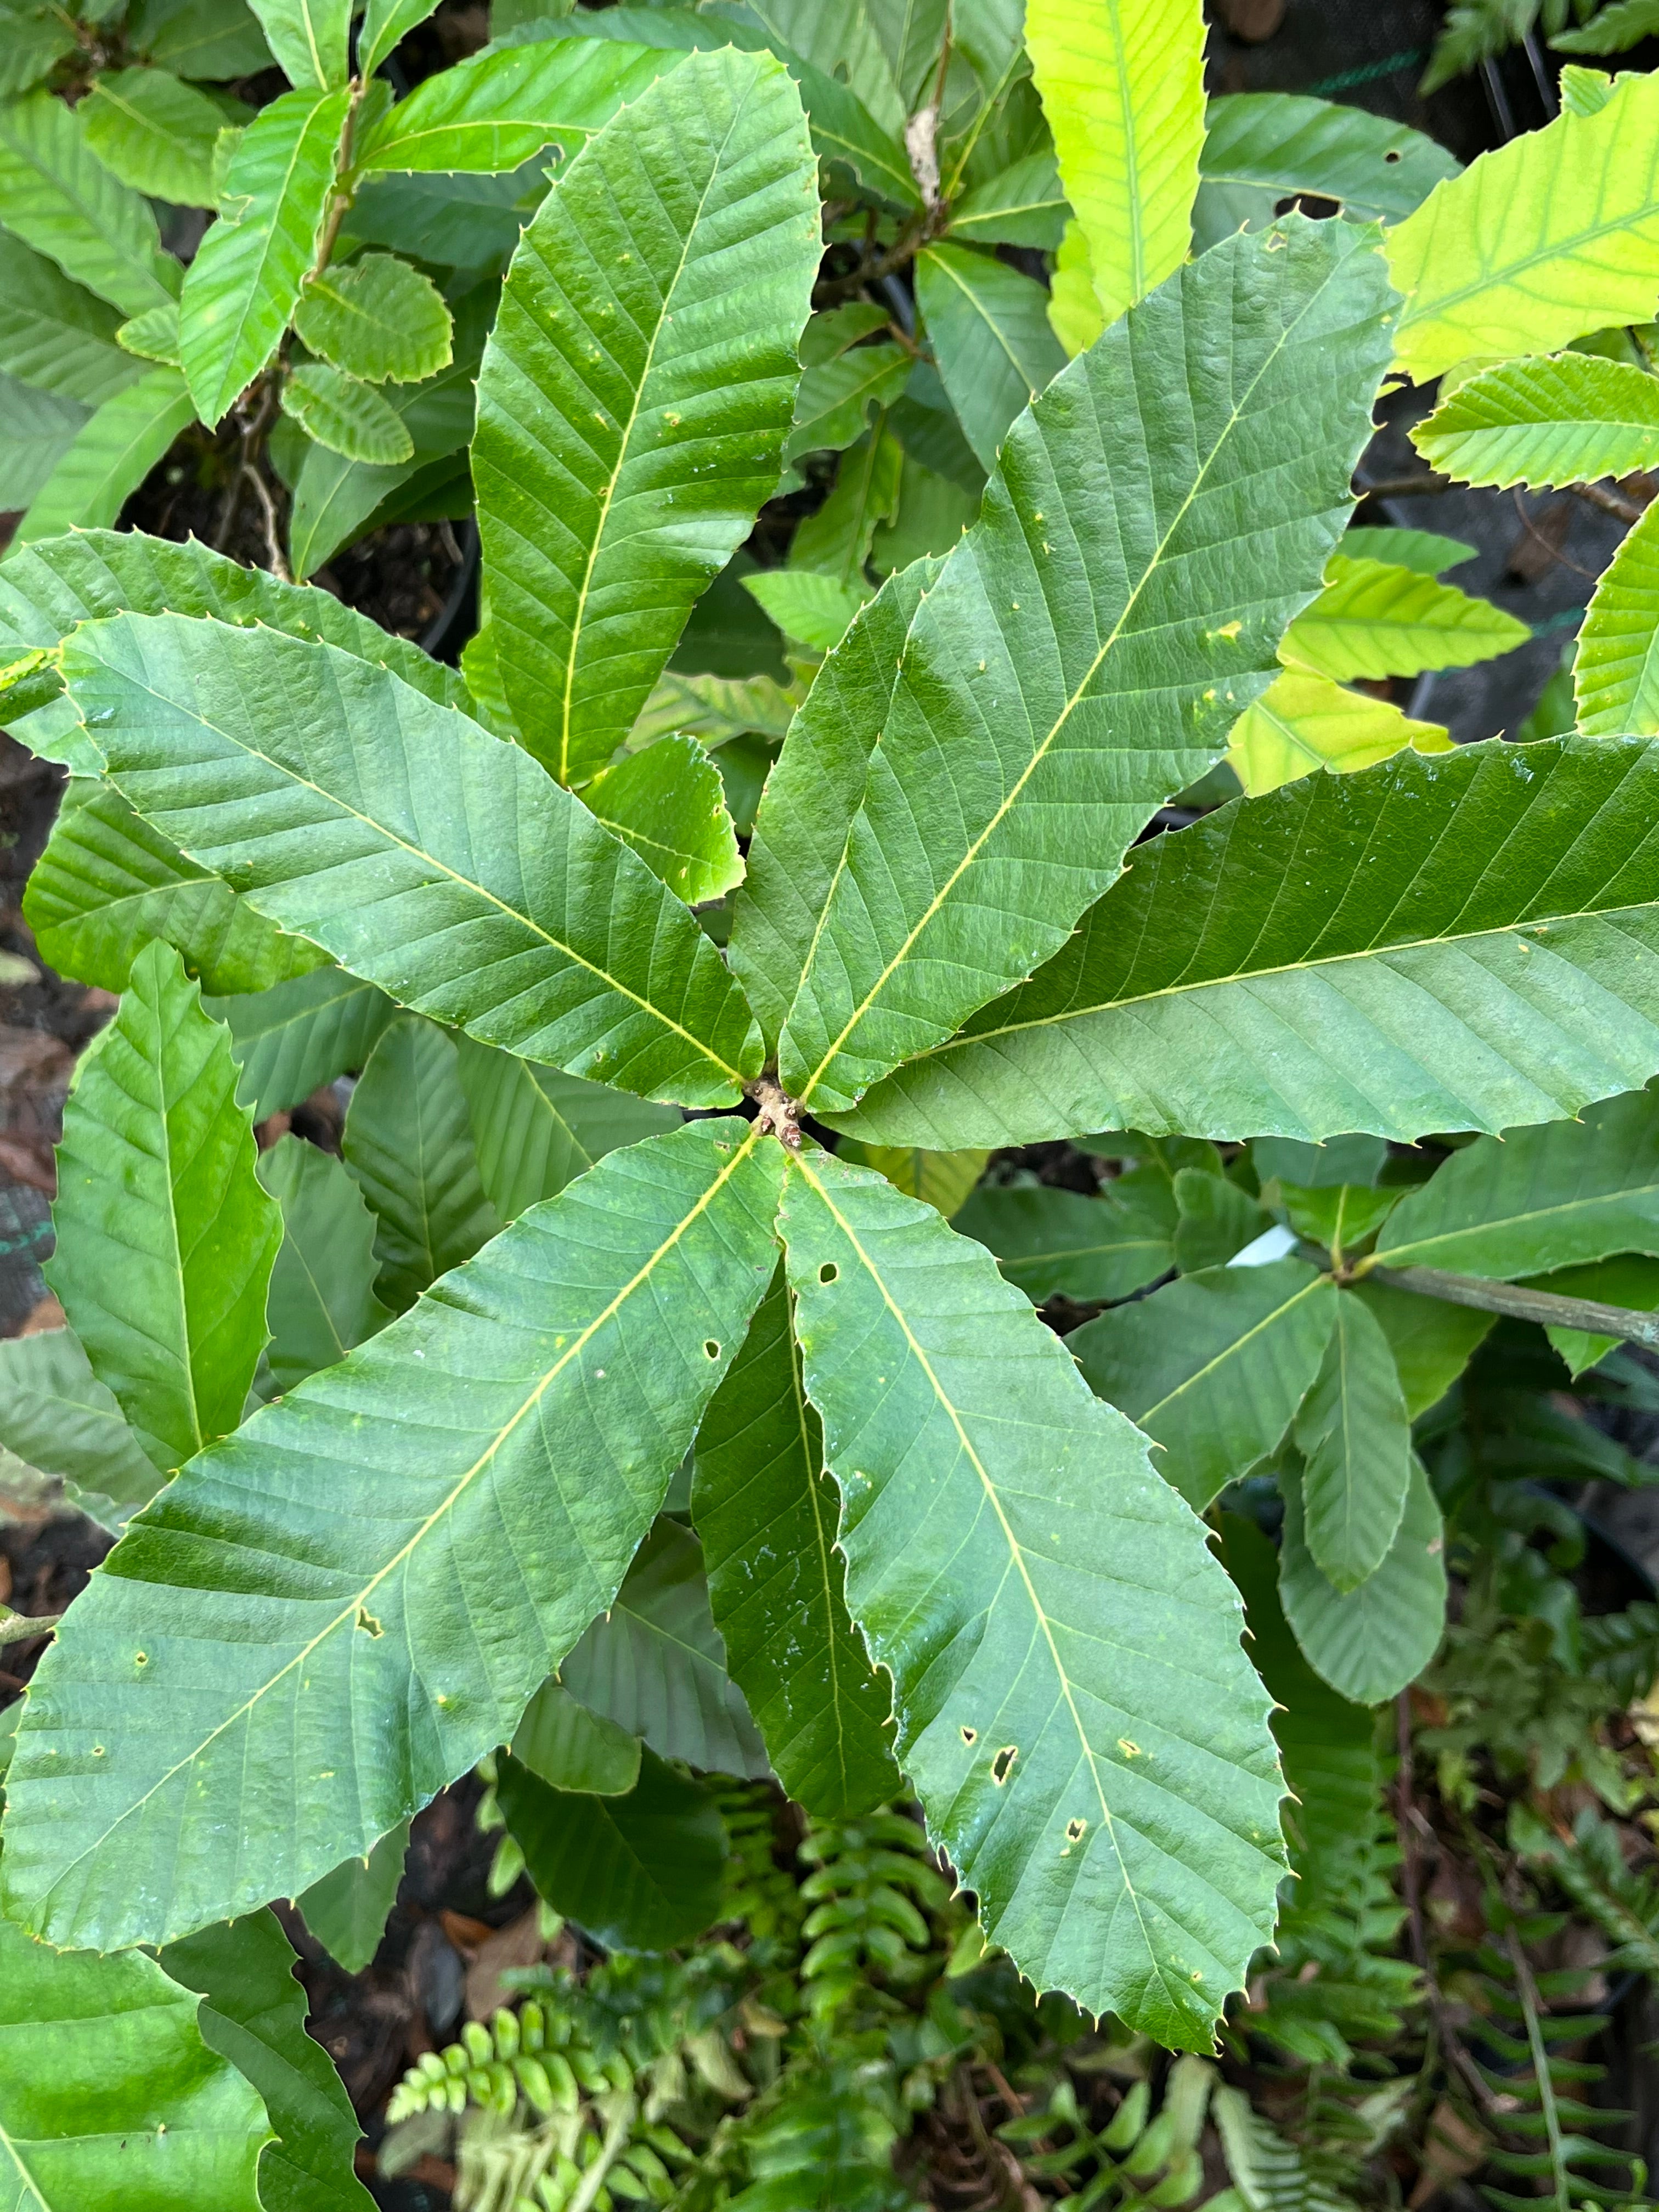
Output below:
[836,736,1659,1149]
[60,614,761,1106]
[777,215,1393,1115]
[778,1144,1286,2049]
[0,1121,783,1949]
[472,49,820,786]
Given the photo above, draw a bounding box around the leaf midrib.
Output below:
[1377,1178,1659,1271]
[1137,1274,1329,1426]
[27,1122,768,1922]
[98,644,747,1087]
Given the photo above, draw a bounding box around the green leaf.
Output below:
[1348,1278,1492,1418]
[837,735,1659,1150]
[1386,71,1659,383]
[778,216,1394,1116]
[835,1141,989,1218]
[47,940,282,1473]
[511,1679,640,1796]
[951,1175,1176,1302]
[1293,1290,1412,1593]
[0,232,140,404]
[180,85,349,426]
[0,377,87,517]
[1553,0,1659,50]
[692,1267,898,1818]
[0,1325,164,1511]
[778,1144,1286,2050]
[729,558,942,1050]
[787,338,912,462]
[787,421,902,584]
[342,1014,499,1314]
[1225,667,1452,797]
[297,1822,410,1972]
[915,241,1065,472]
[131,0,274,80]
[157,1909,373,2212]
[560,1518,770,1779]
[16,366,194,544]
[292,252,453,383]
[1413,353,1659,489]
[357,0,441,79]
[353,33,674,174]
[1278,1450,1446,1704]
[1252,1132,1386,1190]
[1025,0,1205,328]
[1523,1252,1659,1376]
[0,88,178,317]
[1340,525,1475,575]
[1047,216,1104,356]
[744,0,904,133]
[742,569,866,654]
[1278,1181,1400,1262]
[581,735,743,908]
[454,1034,678,1224]
[1576,495,1659,736]
[281,360,413,462]
[1172,1167,1272,1272]
[0,5,75,100]
[258,1134,391,1392]
[1070,1260,1338,1511]
[1198,94,1459,230]
[950,150,1068,247]
[495,1745,726,1951]
[1279,554,1527,681]
[63,613,763,1107]
[0,1120,783,1949]
[117,301,183,368]
[473,49,819,786]
[213,967,395,1120]
[25,778,330,997]
[245,0,349,88]
[1375,1086,1659,1279]
[630,668,797,751]
[80,67,236,207]
[0,1915,271,2211]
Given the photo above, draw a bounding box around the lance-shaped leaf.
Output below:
[789,421,902,581]
[213,967,394,1121]
[1025,0,1205,329]
[778,216,1393,1115]
[245,0,349,88]
[1386,71,1659,382]
[47,939,282,1474]
[837,1141,988,1218]
[180,86,349,427]
[512,1680,640,1796]
[950,152,1069,249]
[472,49,819,785]
[1278,1451,1446,1705]
[292,252,453,384]
[81,67,239,207]
[1374,1087,1659,1280]
[1070,1260,1337,1511]
[778,1144,1285,2050]
[0,1915,272,2212]
[1350,1278,1492,1419]
[1279,555,1527,682]
[0,1325,163,1511]
[0,233,144,404]
[788,338,912,461]
[16,366,195,545]
[951,1176,1176,1302]
[1292,1290,1412,1593]
[353,34,674,174]
[0,1120,784,1950]
[1198,94,1459,230]
[692,1267,899,1817]
[916,242,1066,472]
[560,1518,769,1778]
[455,1035,678,1225]
[835,735,1659,1150]
[1412,354,1659,489]
[1341,526,1475,577]
[1576,496,1659,736]
[297,1820,410,1971]
[1225,668,1451,797]
[357,0,440,79]
[0,88,178,317]
[342,1015,500,1315]
[157,1909,373,2212]
[25,778,331,997]
[61,614,762,1107]
[582,736,744,908]
[495,1746,726,1952]
[258,1135,391,1393]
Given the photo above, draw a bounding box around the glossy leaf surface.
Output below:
[511,1680,640,1797]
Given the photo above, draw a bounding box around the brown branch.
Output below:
[1353,471,1453,499]
[0,1607,63,1648]
[1358,1262,1659,1350]
[1570,478,1645,527]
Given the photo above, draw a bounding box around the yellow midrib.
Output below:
[1139,1274,1328,1427]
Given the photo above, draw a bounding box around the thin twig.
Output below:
[0,1607,62,1648]
[1354,471,1453,499]
[1358,1262,1659,1350]
[1511,487,1599,582]
[243,464,292,585]
[1569,477,1645,527]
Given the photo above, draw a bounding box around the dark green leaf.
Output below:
[131,0,274,80]
[297,1822,410,1972]
[213,967,396,1121]
[1199,94,1459,228]
[0,232,139,404]
[455,1034,679,1224]
[0,1325,163,1511]
[1070,1259,1338,1511]
[1172,1166,1272,1273]
[916,241,1065,472]
[495,1745,726,1952]
[951,1174,1175,1302]
[0,88,178,317]
[511,1679,641,1796]
[788,339,912,461]
[258,1135,391,1392]
[1293,1290,1413,1593]
[1348,1278,1492,1418]
[1278,1450,1446,1705]
[950,151,1068,246]
[693,1268,899,1816]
